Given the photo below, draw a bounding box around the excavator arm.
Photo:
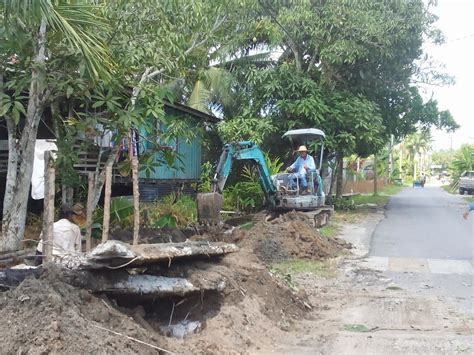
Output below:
[211,141,276,196]
[197,141,276,224]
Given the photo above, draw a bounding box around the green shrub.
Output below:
[450,144,474,189]
[333,197,355,211]
[144,194,197,228]
[222,153,283,212]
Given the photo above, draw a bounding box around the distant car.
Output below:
[459,171,474,195]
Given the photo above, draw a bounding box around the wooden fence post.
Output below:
[42,151,55,263]
[132,156,140,245]
[101,166,112,243]
[85,172,95,251]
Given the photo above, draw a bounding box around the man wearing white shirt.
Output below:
[287,145,316,193]
[36,205,82,264]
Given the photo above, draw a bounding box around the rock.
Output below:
[159,320,202,339]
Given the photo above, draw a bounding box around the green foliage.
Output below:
[319,224,340,238]
[222,153,283,212]
[144,194,197,228]
[153,214,177,229]
[333,197,355,211]
[199,161,214,193]
[271,259,333,279]
[449,144,474,189]
[217,114,276,145]
[94,196,135,227]
[431,149,453,170]
[350,184,403,207]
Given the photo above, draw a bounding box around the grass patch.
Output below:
[386,285,403,291]
[271,259,334,278]
[441,185,455,194]
[333,209,369,224]
[382,184,404,195]
[238,221,254,230]
[441,185,474,202]
[320,224,340,238]
[350,184,403,207]
[342,324,372,332]
[352,194,388,206]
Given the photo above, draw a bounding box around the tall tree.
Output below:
[0,0,112,252]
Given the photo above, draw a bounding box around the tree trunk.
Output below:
[335,153,344,199]
[327,160,336,204]
[373,154,378,195]
[388,135,394,182]
[89,67,157,212]
[131,156,140,245]
[413,154,417,181]
[399,147,403,180]
[1,18,48,252]
[101,166,112,243]
[42,151,55,263]
[85,172,95,252]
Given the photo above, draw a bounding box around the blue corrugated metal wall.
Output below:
[138,122,202,181]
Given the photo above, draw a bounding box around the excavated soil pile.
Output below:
[0,265,167,355]
[244,211,351,264]
[0,211,350,354]
[194,211,351,264]
[163,248,311,354]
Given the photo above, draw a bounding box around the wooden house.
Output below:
[0,101,219,206]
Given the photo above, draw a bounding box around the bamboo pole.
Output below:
[85,172,95,252]
[101,166,112,243]
[131,156,140,245]
[42,151,55,263]
[373,154,378,195]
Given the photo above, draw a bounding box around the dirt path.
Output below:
[246,209,474,354]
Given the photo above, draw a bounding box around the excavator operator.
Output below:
[286,145,316,194]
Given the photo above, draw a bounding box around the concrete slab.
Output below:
[388,257,430,273]
[362,256,388,271]
[428,259,474,275]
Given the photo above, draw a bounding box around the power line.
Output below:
[445,34,474,43]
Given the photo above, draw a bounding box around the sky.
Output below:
[423,0,474,150]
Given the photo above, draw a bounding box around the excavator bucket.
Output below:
[197,192,223,224]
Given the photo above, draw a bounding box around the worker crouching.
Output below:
[35,204,83,265]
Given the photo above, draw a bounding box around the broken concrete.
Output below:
[82,273,227,297]
[68,240,238,269]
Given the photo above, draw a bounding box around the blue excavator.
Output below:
[197,128,334,227]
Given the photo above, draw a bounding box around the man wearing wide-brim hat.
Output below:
[286,145,316,193]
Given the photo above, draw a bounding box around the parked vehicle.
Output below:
[459,171,474,195]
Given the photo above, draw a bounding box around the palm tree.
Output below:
[404,130,432,180]
[450,144,474,189]
[187,52,274,115]
[0,0,112,251]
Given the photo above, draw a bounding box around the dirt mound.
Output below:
[245,211,351,264]
[164,250,311,354]
[0,265,167,354]
[0,210,350,354]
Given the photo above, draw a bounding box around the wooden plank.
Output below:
[42,151,55,263]
[0,248,35,261]
[101,166,112,243]
[131,156,140,245]
[85,172,95,252]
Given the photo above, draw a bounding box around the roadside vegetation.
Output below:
[0,0,460,252]
[351,184,404,207]
[436,144,473,194]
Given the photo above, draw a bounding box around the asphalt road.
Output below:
[369,185,474,316]
[371,186,473,259]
